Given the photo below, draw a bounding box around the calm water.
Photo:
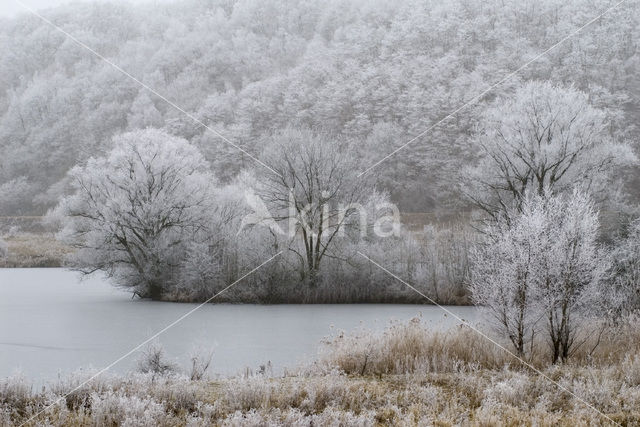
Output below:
[0,269,477,383]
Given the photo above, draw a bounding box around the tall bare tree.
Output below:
[256,128,377,284]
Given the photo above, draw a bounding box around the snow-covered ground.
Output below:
[0,269,477,383]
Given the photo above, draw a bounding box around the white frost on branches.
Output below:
[51,129,221,299]
[610,218,640,314]
[470,190,612,362]
[465,81,637,218]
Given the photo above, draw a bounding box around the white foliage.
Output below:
[52,128,218,299]
[610,218,640,312]
[221,407,375,426]
[465,81,637,215]
[90,391,166,427]
[471,190,612,360]
[0,177,36,215]
[483,373,531,409]
[0,373,32,415]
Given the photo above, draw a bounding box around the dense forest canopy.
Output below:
[0,0,638,214]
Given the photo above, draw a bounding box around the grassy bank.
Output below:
[2,318,640,426]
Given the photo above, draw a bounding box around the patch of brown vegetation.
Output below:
[0,233,71,268]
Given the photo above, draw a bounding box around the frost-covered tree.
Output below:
[256,128,383,285]
[471,190,612,362]
[51,129,217,299]
[0,177,37,215]
[465,81,636,220]
[537,191,610,363]
[127,92,163,129]
[470,208,545,357]
[609,218,640,314]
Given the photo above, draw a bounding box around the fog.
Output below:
[0,0,175,19]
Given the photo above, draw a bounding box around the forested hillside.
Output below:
[1,0,638,215]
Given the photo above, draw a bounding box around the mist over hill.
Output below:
[0,0,638,215]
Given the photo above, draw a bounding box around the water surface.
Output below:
[0,269,477,383]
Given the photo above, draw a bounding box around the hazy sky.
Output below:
[0,0,173,18]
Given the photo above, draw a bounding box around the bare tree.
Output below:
[256,128,377,285]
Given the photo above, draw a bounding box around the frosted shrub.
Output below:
[308,407,375,426]
[7,226,20,238]
[136,342,177,376]
[316,228,428,304]
[188,348,213,381]
[318,318,505,375]
[483,373,532,409]
[0,407,11,426]
[221,376,279,411]
[622,355,640,386]
[222,407,375,426]
[90,391,166,426]
[47,368,118,411]
[146,377,200,415]
[175,241,223,300]
[418,223,476,303]
[569,376,622,413]
[0,374,32,416]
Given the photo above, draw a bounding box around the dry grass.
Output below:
[2,318,640,426]
[0,233,71,268]
[315,316,640,375]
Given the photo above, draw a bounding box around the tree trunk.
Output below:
[148,280,163,300]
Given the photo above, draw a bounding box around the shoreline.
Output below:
[2,319,639,426]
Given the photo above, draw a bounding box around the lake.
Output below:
[0,268,477,384]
